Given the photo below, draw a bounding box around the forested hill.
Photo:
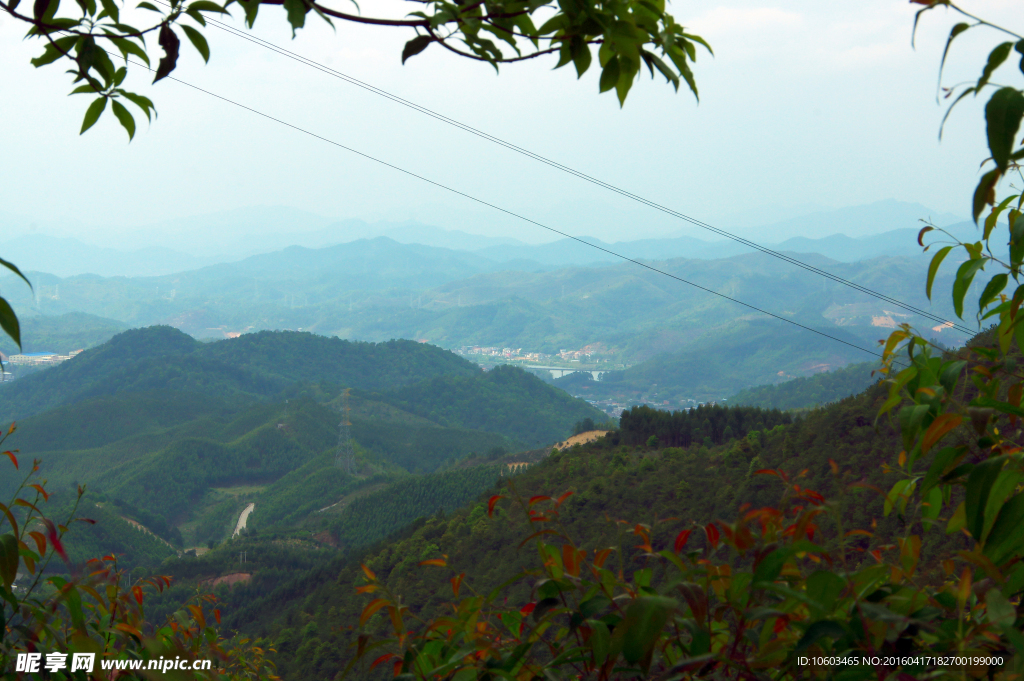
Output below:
[0,326,480,419]
[728,360,881,410]
[183,380,913,680]
[377,365,607,446]
[600,319,875,402]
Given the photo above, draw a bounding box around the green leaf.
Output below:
[80,96,108,134]
[986,588,1015,626]
[922,486,943,522]
[402,35,432,64]
[921,446,967,495]
[106,36,151,67]
[30,35,77,68]
[110,99,135,140]
[983,470,1024,543]
[952,257,986,319]
[926,246,953,300]
[99,0,119,23]
[0,257,33,290]
[965,456,1006,540]
[118,91,156,122]
[180,24,210,62]
[612,597,676,670]
[586,619,610,664]
[0,299,22,351]
[153,24,180,83]
[947,501,966,534]
[938,360,967,394]
[978,273,1009,318]
[984,492,1024,563]
[0,534,17,589]
[33,0,57,21]
[599,56,620,93]
[805,571,845,615]
[884,479,913,517]
[795,620,845,652]
[985,87,1024,171]
[573,42,592,79]
[974,168,1003,223]
[282,0,307,36]
[752,548,787,586]
[978,42,1014,91]
[236,0,258,26]
[187,0,227,12]
[939,23,970,82]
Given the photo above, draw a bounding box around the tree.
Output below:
[0,0,709,138]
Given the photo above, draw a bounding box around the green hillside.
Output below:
[600,319,877,402]
[728,359,880,409]
[137,379,914,680]
[0,326,479,420]
[378,365,607,446]
[0,312,127,356]
[1,327,603,571]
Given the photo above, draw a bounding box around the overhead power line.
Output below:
[160,6,973,337]
[97,47,906,367]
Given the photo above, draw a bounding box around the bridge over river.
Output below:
[525,366,604,380]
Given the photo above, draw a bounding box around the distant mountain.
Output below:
[0,312,127,356]
[0,234,223,277]
[600,319,877,402]
[471,202,965,266]
[739,199,963,242]
[728,360,880,410]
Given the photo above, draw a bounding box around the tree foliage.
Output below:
[0,0,709,144]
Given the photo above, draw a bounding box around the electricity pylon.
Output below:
[335,388,354,473]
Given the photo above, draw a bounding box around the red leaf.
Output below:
[29,484,49,501]
[361,563,377,581]
[519,602,536,616]
[528,495,551,506]
[42,519,68,563]
[419,558,446,567]
[555,491,574,507]
[773,615,789,633]
[370,653,397,671]
[214,608,221,624]
[132,585,144,604]
[674,529,692,553]
[487,495,505,518]
[704,523,720,550]
[27,531,46,556]
[3,451,17,470]
[450,573,465,597]
[360,598,388,626]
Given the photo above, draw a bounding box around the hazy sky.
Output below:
[0,0,1018,246]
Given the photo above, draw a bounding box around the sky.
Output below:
[0,0,1019,249]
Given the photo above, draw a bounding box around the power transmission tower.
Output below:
[335,388,354,474]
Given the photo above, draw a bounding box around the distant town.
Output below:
[453,344,719,418]
[0,349,83,368]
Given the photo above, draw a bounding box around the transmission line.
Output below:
[159,7,973,337]
[94,48,908,367]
